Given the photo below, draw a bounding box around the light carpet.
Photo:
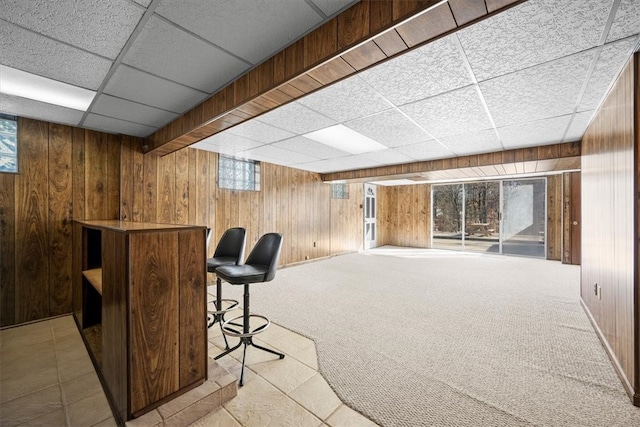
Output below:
[221,247,640,426]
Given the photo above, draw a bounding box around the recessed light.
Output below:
[304,124,387,154]
[0,65,96,111]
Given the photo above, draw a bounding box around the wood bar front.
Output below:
[73,220,207,423]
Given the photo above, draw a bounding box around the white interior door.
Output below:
[364,184,377,249]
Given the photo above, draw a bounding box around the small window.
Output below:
[218,155,260,191]
[332,183,349,199]
[0,114,18,173]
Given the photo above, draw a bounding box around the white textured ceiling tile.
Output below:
[395,141,454,161]
[459,0,613,80]
[132,0,151,6]
[498,115,572,149]
[83,114,157,138]
[344,109,432,148]
[359,35,472,106]
[292,159,339,173]
[227,120,295,143]
[0,21,112,90]
[103,65,208,113]
[359,149,415,166]
[400,86,493,139]
[579,37,636,112]
[606,0,640,42]
[272,136,350,159]
[257,103,336,134]
[123,16,249,92]
[0,94,84,127]
[298,77,392,122]
[197,132,263,155]
[564,110,594,141]
[241,144,318,165]
[438,129,502,156]
[324,155,382,171]
[310,0,358,16]
[1,0,144,59]
[480,50,593,127]
[156,0,323,64]
[90,94,178,128]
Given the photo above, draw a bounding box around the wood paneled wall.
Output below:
[0,118,120,326]
[546,175,563,261]
[580,54,638,404]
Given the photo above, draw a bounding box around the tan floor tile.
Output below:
[60,371,103,406]
[157,379,221,419]
[163,393,221,427]
[0,338,57,367]
[223,375,286,424]
[50,314,76,330]
[250,355,316,394]
[16,407,67,426]
[190,407,241,427]
[0,365,59,404]
[57,347,95,383]
[289,374,342,421]
[0,384,63,425]
[66,388,113,427]
[125,409,162,427]
[53,329,84,353]
[325,405,378,427]
[287,342,319,370]
[258,330,314,356]
[0,322,52,353]
[92,417,119,427]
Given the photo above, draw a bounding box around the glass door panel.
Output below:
[464,182,500,253]
[501,179,546,258]
[432,184,463,250]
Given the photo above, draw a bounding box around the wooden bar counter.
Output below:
[72,220,207,423]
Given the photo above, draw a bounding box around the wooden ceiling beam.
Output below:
[144,0,527,157]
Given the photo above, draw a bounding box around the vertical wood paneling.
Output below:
[48,124,73,316]
[563,171,581,265]
[175,149,190,225]
[85,131,108,220]
[158,152,176,223]
[195,150,209,226]
[0,172,16,326]
[120,136,134,221]
[107,134,120,220]
[143,151,158,223]
[581,55,636,400]
[546,175,562,261]
[132,140,144,222]
[15,118,49,323]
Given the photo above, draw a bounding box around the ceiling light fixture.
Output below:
[304,124,387,154]
[0,65,96,111]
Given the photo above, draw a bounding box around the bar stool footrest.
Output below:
[207,298,239,315]
[221,314,270,338]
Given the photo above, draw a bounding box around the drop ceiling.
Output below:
[1,0,639,177]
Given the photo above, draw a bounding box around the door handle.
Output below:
[572,221,579,226]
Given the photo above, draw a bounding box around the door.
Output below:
[364,184,377,249]
[563,172,581,265]
[501,179,546,258]
[432,184,464,250]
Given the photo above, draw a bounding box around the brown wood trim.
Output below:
[144,0,527,157]
[320,141,580,182]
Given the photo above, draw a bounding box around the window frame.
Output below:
[0,114,18,174]
[217,155,261,191]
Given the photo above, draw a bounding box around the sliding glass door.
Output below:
[431,179,546,258]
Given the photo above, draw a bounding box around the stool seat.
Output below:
[207,256,239,271]
[215,264,270,284]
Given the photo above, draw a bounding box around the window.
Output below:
[218,155,260,191]
[331,183,349,199]
[0,114,17,173]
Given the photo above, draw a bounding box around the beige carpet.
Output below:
[222,246,640,426]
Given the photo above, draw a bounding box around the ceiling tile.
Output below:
[257,103,336,135]
[0,21,112,90]
[564,110,594,141]
[344,109,432,148]
[155,0,324,64]
[359,35,472,106]
[239,144,318,165]
[359,149,415,166]
[458,0,613,80]
[83,114,157,137]
[401,86,493,139]
[310,0,358,16]
[1,0,144,59]
[480,50,593,127]
[122,15,250,92]
[90,94,178,128]
[227,120,295,144]
[394,140,454,161]
[272,136,351,159]
[0,94,84,126]
[132,0,151,6]
[103,65,208,113]
[292,159,340,173]
[606,0,640,42]
[298,76,392,122]
[578,37,636,112]
[438,129,503,156]
[497,115,572,149]
[305,155,381,172]
[193,132,264,156]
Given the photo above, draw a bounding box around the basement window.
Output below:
[218,155,260,191]
[332,183,349,199]
[0,114,18,173]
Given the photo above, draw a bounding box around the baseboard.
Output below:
[580,298,637,406]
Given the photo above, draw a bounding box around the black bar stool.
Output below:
[206,227,246,349]
[214,233,284,386]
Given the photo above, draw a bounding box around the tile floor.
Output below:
[0,309,378,426]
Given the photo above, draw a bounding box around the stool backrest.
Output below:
[245,233,283,282]
[213,227,246,264]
